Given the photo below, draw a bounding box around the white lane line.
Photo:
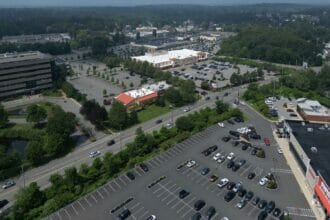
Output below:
[129,202,141,210]
[100,186,110,196]
[165,150,176,157]
[166,196,178,206]
[135,167,143,176]
[171,147,182,154]
[90,194,98,203]
[240,164,252,177]
[63,209,72,219]
[108,183,117,191]
[57,211,62,220]
[139,210,149,219]
[117,176,128,186]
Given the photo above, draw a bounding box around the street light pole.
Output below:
[21,165,25,188]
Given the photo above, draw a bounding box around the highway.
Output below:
[0,77,275,209]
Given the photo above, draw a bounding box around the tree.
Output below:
[165,88,183,106]
[0,105,8,128]
[14,182,46,215]
[91,35,110,56]
[46,109,76,138]
[176,116,194,131]
[25,141,45,166]
[256,148,265,158]
[201,81,211,90]
[26,104,47,125]
[215,100,229,114]
[108,100,129,130]
[80,100,107,130]
[129,110,139,125]
[129,82,134,88]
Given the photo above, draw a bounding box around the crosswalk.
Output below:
[286,207,315,218]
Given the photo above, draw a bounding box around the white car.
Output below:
[221,217,229,220]
[277,148,283,154]
[217,178,229,188]
[227,152,235,160]
[218,122,225,128]
[233,182,242,193]
[146,215,157,220]
[217,155,226,164]
[183,107,190,112]
[213,152,222,161]
[186,160,196,168]
[89,151,101,158]
[259,177,269,186]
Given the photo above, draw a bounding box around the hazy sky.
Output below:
[1,0,329,7]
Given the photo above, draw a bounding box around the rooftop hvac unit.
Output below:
[307,127,313,132]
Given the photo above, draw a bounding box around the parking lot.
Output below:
[46,110,314,220]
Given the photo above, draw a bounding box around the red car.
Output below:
[264,138,270,146]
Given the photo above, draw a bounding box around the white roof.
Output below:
[132,49,202,65]
[298,99,329,116]
[125,88,154,99]
[142,81,171,91]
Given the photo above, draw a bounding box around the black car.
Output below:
[202,149,212,156]
[237,189,246,197]
[126,172,135,180]
[250,133,261,140]
[227,182,235,190]
[205,206,216,219]
[234,117,244,123]
[205,97,210,100]
[251,148,257,155]
[227,119,234,125]
[252,197,260,206]
[227,161,235,169]
[237,159,246,166]
[209,145,218,152]
[257,211,268,220]
[232,141,240,146]
[107,139,115,146]
[139,163,149,172]
[155,119,163,124]
[272,208,281,217]
[229,130,240,138]
[179,189,190,199]
[241,144,248,151]
[244,191,254,201]
[0,199,9,209]
[194,200,206,211]
[201,91,208,96]
[191,212,202,220]
[247,172,256,180]
[258,200,267,209]
[117,209,131,220]
[224,191,236,202]
[224,92,229,96]
[265,201,275,213]
[222,136,231,142]
[232,164,240,172]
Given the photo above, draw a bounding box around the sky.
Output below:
[0,0,329,7]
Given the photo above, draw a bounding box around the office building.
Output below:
[0,51,54,99]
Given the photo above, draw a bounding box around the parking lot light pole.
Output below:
[21,165,26,188]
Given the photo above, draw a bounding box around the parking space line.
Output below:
[107,182,117,191]
[139,210,149,219]
[129,202,141,210]
[165,150,176,157]
[96,189,104,199]
[83,197,92,207]
[134,206,145,216]
[171,147,182,154]
[100,186,110,196]
[71,204,79,215]
[77,200,86,210]
[134,168,143,177]
[154,156,164,164]
[240,164,252,177]
[166,196,178,206]
[148,160,159,167]
[89,194,98,203]
[185,196,196,205]
[63,209,71,219]
[160,153,171,160]
[118,176,128,185]
[176,203,188,213]
[113,180,122,189]
[57,211,62,220]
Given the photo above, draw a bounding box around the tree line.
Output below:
[2,102,242,220]
[0,42,71,55]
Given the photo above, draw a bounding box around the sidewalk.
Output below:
[273,132,326,220]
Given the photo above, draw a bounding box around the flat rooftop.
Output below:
[0,51,52,64]
[286,120,330,184]
[297,99,329,117]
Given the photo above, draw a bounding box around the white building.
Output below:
[132,49,208,69]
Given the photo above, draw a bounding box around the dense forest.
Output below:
[218,25,329,66]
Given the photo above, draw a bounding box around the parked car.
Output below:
[277,148,283,154]
[272,208,281,217]
[236,199,247,209]
[233,182,242,193]
[241,144,248,151]
[209,175,218,182]
[179,189,190,199]
[126,172,135,180]
[258,200,267,209]
[191,212,202,220]
[117,209,131,220]
[224,191,236,202]
[0,199,9,209]
[263,138,271,146]
[237,159,246,166]
[257,211,268,220]
[259,177,269,186]
[146,215,157,220]
[194,200,206,211]
[217,178,229,188]
[248,172,256,180]
[237,188,247,197]
[229,130,240,138]
[232,164,240,172]
[155,119,163,124]
[217,156,226,164]
[251,148,257,155]
[227,161,234,169]
[265,201,275,213]
[234,117,244,123]
[226,182,235,190]
[222,136,231,142]
[227,119,234,125]
[244,191,254,201]
[187,160,197,168]
[205,206,216,219]
[201,167,210,175]
[213,152,222,161]
[139,163,149,172]
[227,152,235,160]
[2,180,15,189]
[252,196,260,206]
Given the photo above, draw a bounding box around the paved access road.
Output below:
[47,105,314,220]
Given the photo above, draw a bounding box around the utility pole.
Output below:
[21,165,26,188]
[119,126,122,150]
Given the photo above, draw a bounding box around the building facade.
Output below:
[0,51,54,99]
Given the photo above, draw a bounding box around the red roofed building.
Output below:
[115,88,158,109]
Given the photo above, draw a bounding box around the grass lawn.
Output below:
[138,104,172,123]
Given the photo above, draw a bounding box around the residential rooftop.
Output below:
[286,120,330,184]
